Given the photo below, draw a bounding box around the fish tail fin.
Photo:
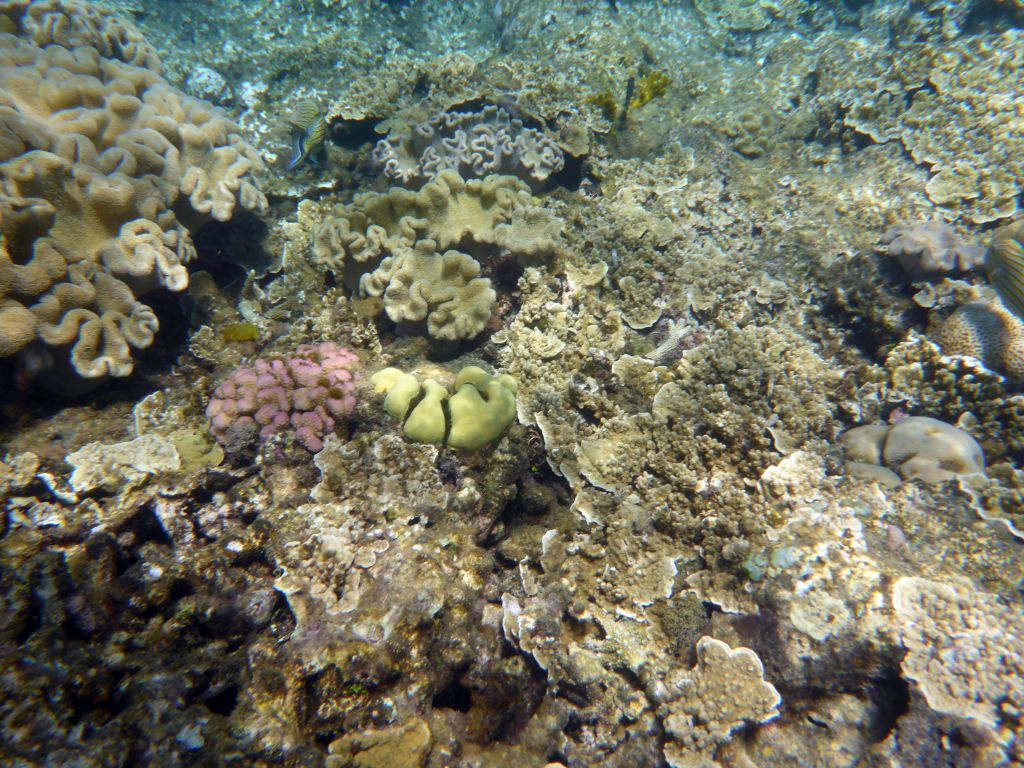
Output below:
[287,133,306,170]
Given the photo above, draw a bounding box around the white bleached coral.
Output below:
[893,577,1024,731]
[661,636,781,766]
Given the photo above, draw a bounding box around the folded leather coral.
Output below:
[373,104,564,190]
[311,170,562,342]
[0,0,267,388]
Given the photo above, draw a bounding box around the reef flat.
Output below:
[2,1,1023,766]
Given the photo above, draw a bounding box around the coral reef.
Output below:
[7,0,1024,766]
[373,104,565,190]
[822,28,1024,223]
[0,0,266,385]
[207,342,359,453]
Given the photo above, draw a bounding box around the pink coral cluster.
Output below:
[206,342,359,452]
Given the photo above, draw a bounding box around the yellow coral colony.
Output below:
[370,366,517,450]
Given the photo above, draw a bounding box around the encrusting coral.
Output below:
[893,577,1024,733]
[0,0,266,386]
[823,28,1024,223]
[660,636,781,766]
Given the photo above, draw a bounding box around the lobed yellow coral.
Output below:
[0,0,267,386]
[371,365,517,450]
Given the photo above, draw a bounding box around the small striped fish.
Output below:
[286,100,327,170]
[986,220,1024,318]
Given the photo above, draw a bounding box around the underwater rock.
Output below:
[66,434,181,495]
[186,65,231,104]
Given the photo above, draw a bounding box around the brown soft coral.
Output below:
[880,218,985,277]
[0,0,266,386]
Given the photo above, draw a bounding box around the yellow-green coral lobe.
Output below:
[628,70,671,111]
[403,379,448,444]
[221,321,260,343]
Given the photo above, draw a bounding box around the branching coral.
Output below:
[207,342,359,453]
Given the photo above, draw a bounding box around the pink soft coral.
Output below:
[206,342,359,452]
